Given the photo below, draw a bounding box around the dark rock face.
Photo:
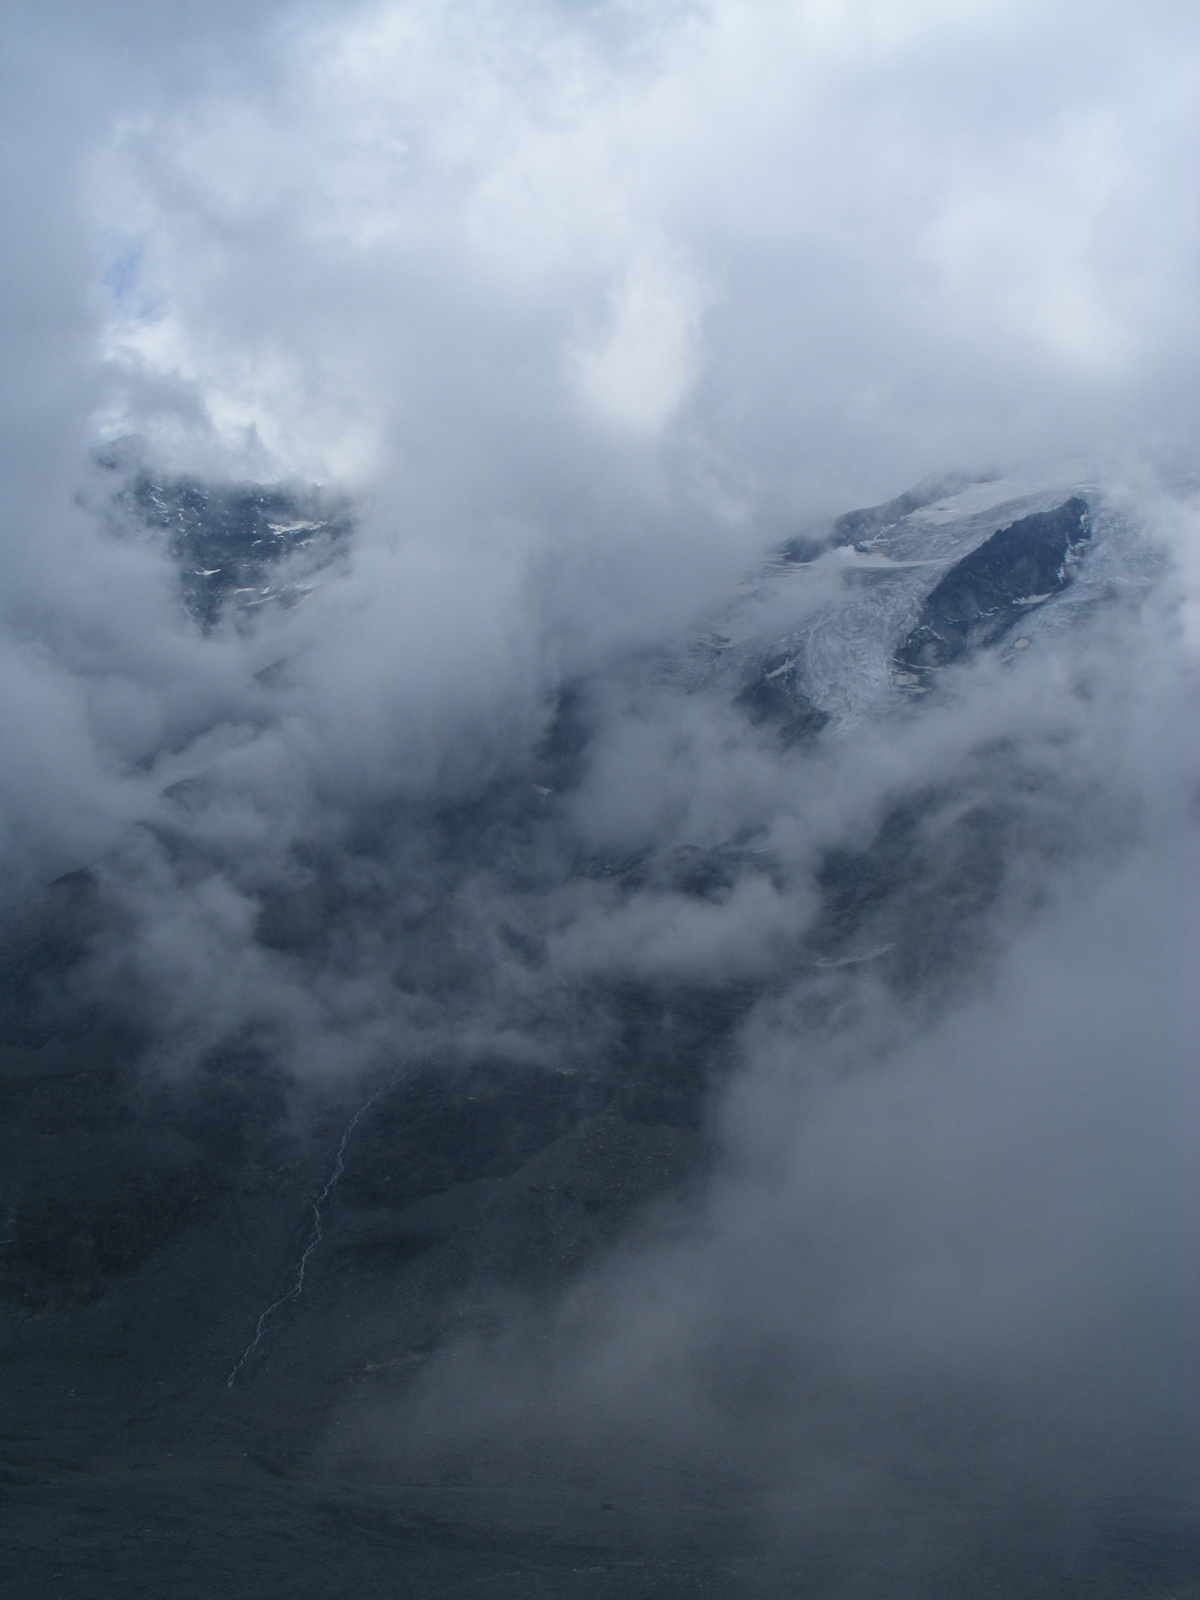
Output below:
[735,653,830,744]
[776,474,990,564]
[896,497,1091,676]
[532,683,593,793]
[0,871,103,1048]
[98,458,352,631]
[603,978,757,1127]
[0,1128,213,1312]
[338,1063,594,1211]
[831,470,988,548]
[806,789,1021,989]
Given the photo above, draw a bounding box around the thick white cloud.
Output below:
[83,0,1197,494]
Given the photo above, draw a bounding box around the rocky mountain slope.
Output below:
[0,471,1192,1599]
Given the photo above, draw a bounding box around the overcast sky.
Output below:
[6,0,1198,494]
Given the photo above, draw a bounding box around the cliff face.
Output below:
[896,497,1092,677]
[98,451,352,633]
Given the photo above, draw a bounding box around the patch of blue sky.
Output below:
[102,246,142,304]
[101,245,166,326]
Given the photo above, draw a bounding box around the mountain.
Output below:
[0,470,1193,1599]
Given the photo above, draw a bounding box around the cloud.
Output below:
[357,736,1199,1566]
[84,0,1198,489]
[0,0,1192,1063]
[0,4,1195,1574]
[568,246,709,431]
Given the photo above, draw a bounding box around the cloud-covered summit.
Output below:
[0,0,1195,904]
[0,4,1196,1592]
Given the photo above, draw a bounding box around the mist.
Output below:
[0,2,1196,1594]
[1,0,1196,888]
